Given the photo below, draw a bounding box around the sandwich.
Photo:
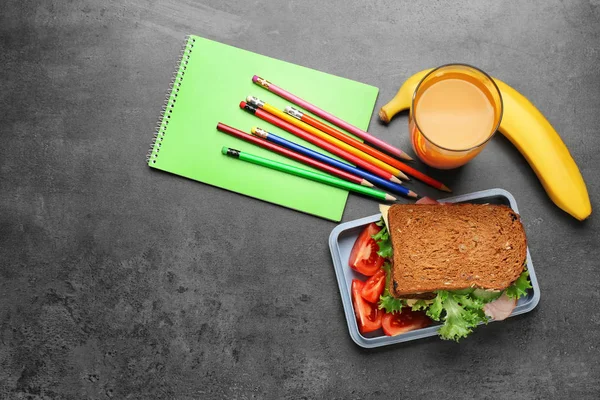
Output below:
[374,200,533,341]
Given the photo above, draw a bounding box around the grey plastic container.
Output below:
[328,188,540,348]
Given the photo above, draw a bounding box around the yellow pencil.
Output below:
[246,96,410,181]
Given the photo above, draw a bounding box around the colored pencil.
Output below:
[240,101,403,184]
[251,126,418,199]
[216,122,373,187]
[284,106,451,192]
[252,75,412,161]
[221,147,397,202]
[245,96,409,181]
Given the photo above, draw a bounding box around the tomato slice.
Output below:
[360,268,386,303]
[348,223,385,277]
[381,309,431,336]
[351,279,382,334]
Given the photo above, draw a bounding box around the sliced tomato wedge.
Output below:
[381,309,431,336]
[351,279,382,334]
[360,268,386,303]
[348,223,385,277]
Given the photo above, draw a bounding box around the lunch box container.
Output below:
[328,188,541,348]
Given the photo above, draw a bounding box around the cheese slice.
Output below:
[379,204,391,229]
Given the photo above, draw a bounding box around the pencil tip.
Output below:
[408,190,418,198]
[440,184,452,193]
[362,179,374,187]
[400,153,414,161]
[397,172,410,180]
[390,176,403,184]
[385,194,397,202]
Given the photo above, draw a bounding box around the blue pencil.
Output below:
[250,127,417,198]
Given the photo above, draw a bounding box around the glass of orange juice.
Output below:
[409,64,503,169]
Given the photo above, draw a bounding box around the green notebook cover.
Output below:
[147,35,379,221]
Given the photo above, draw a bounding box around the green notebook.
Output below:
[147,35,379,221]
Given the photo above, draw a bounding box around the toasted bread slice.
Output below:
[388,203,527,298]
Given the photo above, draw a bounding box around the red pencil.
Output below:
[285,106,451,192]
[216,123,373,187]
[239,102,403,184]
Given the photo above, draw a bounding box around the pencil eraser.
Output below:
[252,75,259,83]
[239,101,246,108]
[221,146,229,155]
[251,127,257,134]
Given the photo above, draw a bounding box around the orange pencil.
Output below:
[246,96,409,181]
[284,106,451,192]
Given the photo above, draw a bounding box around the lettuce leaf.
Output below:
[378,261,405,313]
[505,270,532,300]
[379,294,405,314]
[373,219,393,259]
[373,219,411,314]
[427,291,446,321]
[380,260,392,281]
[410,300,431,311]
[471,288,502,303]
[426,291,489,342]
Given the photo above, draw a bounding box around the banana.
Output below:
[379,69,591,221]
[379,69,433,124]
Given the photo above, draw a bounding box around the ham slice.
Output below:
[483,292,517,321]
[416,196,440,205]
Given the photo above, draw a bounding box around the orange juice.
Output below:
[409,65,503,169]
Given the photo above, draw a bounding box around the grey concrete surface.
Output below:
[1,0,599,399]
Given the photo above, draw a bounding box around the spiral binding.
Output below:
[146,36,196,164]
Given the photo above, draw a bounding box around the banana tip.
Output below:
[378,108,390,124]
